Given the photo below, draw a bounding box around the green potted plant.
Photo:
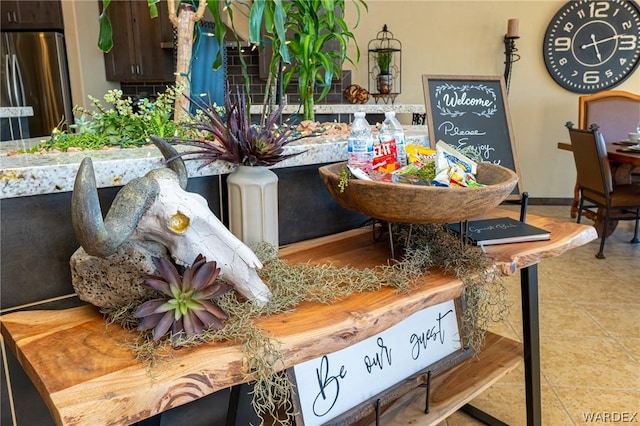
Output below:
[374,46,393,94]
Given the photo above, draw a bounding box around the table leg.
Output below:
[460,263,542,426]
[521,265,541,426]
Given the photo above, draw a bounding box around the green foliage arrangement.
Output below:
[24,85,199,153]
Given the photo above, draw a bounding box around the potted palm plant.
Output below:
[97,0,368,122]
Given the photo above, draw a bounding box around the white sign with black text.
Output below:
[292,299,461,425]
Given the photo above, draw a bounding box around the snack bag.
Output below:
[433,141,483,187]
[406,144,436,164]
[372,138,400,173]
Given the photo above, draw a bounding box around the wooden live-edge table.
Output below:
[0,209,596,426]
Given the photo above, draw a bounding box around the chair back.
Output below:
[567,126,613,199]
[578,90,640,143]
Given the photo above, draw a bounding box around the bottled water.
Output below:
[379,111,407,167]
[347,112,374,171]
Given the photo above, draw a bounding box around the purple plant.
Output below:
[172,84,302,167]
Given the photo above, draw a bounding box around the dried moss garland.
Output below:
[102,223,508,425]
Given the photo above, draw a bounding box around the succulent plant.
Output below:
[171,83,303,167]
[134,254,232,341]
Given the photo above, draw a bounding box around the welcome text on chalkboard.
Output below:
[422,75,523,198]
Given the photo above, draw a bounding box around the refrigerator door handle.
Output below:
[5,53,15,106]
[12,53,26,107]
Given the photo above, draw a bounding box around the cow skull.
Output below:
[71,136,272,305]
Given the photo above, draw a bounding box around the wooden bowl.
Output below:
[319,162,519,224]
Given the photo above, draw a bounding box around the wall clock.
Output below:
[543,0,640,93]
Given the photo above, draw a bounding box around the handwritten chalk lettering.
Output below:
[438,121,487,137]
[456,141,498,163]
[442,91,493,108]
[313,355,347,417]
[410,309,454,360]
[363,337,392,373]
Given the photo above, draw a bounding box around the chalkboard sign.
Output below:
[422,75,522,198]
[289,299,469,426]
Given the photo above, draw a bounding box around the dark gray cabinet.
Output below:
[101,0,175,82]
[1,0,64,31]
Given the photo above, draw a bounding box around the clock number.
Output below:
[605,69,613,78]
[554,37,572,51]
[583,70,600,84]
[589,1,610,18]
[563,22,574,33]
[619,57,628,66]
[577,9,586,19]
[559,58,568,66]
[622,20,633,30]
[619,34,637,50]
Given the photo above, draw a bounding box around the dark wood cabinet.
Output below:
[101,0,175,82]
[1,0,64,31]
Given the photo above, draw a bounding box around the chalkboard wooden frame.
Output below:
[288,297,473,426]
[422,75,523,199]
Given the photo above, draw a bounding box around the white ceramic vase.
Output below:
[227,165,279,250]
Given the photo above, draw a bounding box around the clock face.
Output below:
[543,0,640,93]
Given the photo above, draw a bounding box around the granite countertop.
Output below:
[249,103,426,115]
[0,126,429,199]
[0,107,34,118]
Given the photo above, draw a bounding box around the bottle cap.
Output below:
[385,111,396,117]
[355,112,366,118]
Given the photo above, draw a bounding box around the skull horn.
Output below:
[150,136,188,190]
[72,157,160,257]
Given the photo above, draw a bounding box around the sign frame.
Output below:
[422,74,523,199]
[288,297,473,425]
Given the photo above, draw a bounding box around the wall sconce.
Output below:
[503,18,520,93]
[368,25,402,104]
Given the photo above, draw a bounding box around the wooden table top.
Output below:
[0,209,597,426]
[557,141,640,167]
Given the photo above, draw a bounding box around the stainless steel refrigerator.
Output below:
[1,31,73,139]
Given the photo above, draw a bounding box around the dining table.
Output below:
[557,140,640,235]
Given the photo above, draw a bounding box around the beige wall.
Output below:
[63,0,640,199]
[61,0,118,109]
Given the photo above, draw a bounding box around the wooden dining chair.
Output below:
[569,90,640,218]
[578,90,640,142]
[566,123,640,259]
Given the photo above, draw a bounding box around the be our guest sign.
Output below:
[291,299,462,425]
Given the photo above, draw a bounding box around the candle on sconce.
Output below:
[507,18,519,38]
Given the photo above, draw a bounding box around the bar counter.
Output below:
[0,126,429,199]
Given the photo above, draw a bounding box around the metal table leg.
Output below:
[520,264,542,426]
[460,263,542,426]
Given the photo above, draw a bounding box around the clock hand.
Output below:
[581,33,624,49]
[590,34,602,62]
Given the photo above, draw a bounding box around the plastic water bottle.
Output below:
[379,111,407,166]
[347,112,374,171]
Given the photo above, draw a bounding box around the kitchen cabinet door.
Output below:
[102,0,175,82]
[1,0,64,31]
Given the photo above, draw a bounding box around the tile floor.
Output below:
[442,205,640,426]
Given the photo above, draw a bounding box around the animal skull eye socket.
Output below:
[169,211,190,234]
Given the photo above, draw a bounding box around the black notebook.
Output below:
[449,217,551,246]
